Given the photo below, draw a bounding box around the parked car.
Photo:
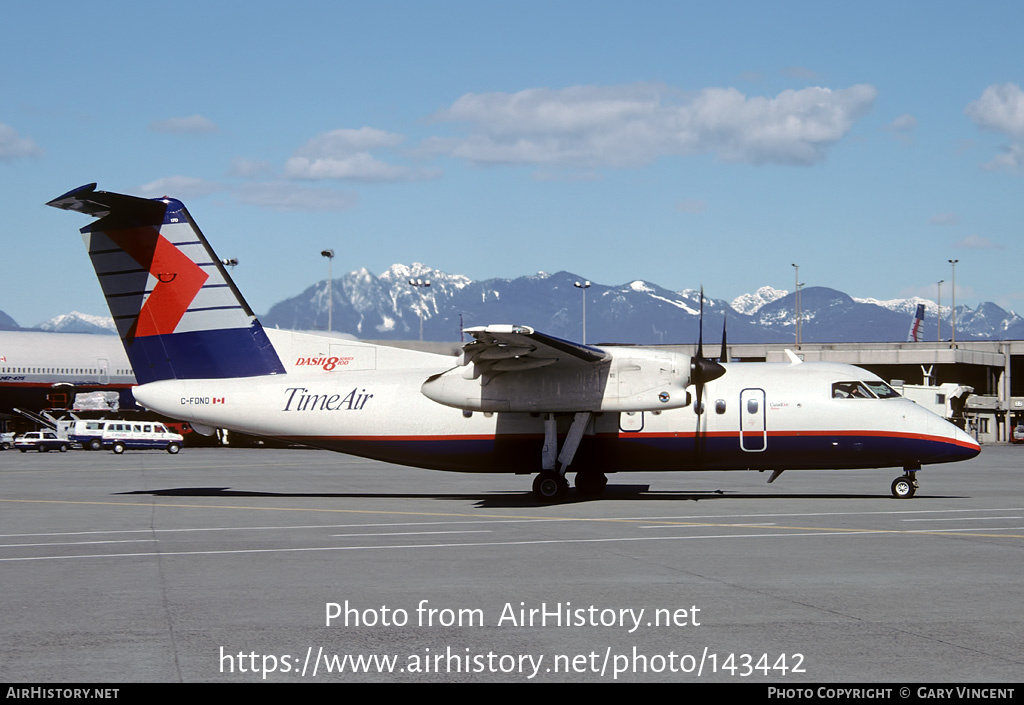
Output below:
[1012,425,1024,444]
[1,432,14,450]
[99,421,184,454]
[14,431,70,453]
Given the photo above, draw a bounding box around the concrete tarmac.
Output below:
[1,444,1022,683]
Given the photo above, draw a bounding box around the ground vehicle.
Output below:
[14,431,70,453]
[1,432,14,450]
[68,419,108,450]
[99,421,184,454]
[1012,425,1024,444]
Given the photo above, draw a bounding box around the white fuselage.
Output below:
[132,334,980,474]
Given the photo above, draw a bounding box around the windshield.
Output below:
[863,380,901,399]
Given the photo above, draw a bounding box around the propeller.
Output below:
[719,312,728,363]
[691,288,727,464]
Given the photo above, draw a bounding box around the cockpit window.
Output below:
[832,381,874,399]
[863,380,901,399]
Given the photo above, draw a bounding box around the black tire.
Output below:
[891,476,916,498]
[38,446,47,453]
[533,471,569,503]
[89,439,102,451]
[59,444,68,452]
[167,442,181,455]
[112,442,126,455]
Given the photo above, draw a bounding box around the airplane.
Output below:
[46,183,980,501]
[0,330,135,418]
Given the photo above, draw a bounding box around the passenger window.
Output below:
[747,398,759,414]
[715,399,726,414]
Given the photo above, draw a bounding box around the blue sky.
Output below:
[2,1,1023,327]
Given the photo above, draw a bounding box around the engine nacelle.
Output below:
[421,348,694,413]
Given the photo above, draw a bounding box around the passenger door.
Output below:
[739,388,767,452]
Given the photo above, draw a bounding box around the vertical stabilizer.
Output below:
[47,184,286,384]
[907,303,926,343]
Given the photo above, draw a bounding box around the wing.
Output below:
[459,324,609,373]
[423,325,694,413]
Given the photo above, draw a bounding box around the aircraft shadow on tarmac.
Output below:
[115,486,960,508]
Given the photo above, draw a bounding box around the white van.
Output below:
[100,421,184,454]
[68,419,108,450]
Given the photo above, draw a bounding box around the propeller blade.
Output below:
[719,313,728,363]
[696,286,705,359]
[690,287,727,467]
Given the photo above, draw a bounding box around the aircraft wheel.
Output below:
[575,472,608,497]
[167,443,181,455]
[112,442,126,455]
[533,471,569,503]
[891,476,916,499]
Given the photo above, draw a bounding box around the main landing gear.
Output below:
[531,412,608,502]
[891,466,920,499]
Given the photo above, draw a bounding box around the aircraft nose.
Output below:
[950,423,981,460]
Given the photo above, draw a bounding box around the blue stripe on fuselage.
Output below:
[283,432,977,474]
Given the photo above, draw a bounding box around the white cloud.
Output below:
[150,115,220,134]
[966,84,1024,172]
[886,114,917,142]
[955,234,1003,250]
[235,182,358,212]
[229,158,273,178]
[285,127,440,182]
[431,82,876,169]
[928,212,959,226]
[966,83,1024,138]
[981,143,1024,172]
[675,198,707,214]
[135,176,358,213]
[0,123,41,160]
[137,176,224,199]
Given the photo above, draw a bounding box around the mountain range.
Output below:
[4,264,1023,344]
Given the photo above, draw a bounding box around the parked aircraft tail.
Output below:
[47,184,286,384]
[907,303,926,343]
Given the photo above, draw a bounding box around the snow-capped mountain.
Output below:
[260,267,1024,344]
[36,311,117,335]
[731,286,788,315]
[6,268,1023,344]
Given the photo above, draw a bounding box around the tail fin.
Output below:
[907,303,926,343]
[47,184,285,384]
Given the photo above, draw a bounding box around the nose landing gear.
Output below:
[891,467,919,498]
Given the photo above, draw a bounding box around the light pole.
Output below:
[320,249,335,332]
[948,259,958,347]
[409,278,431,342]
[936,279,944,342]
[574,280,591,344]
[791,264,800,348]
